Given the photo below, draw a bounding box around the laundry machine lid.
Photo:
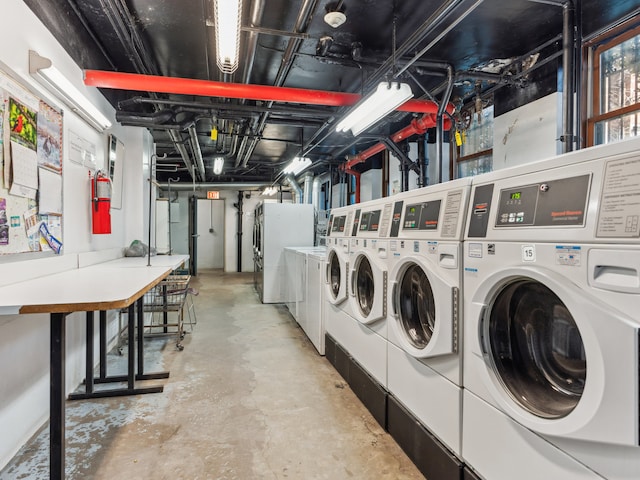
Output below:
[484,278,586,419]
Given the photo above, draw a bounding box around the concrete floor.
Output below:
[1,270,424,479]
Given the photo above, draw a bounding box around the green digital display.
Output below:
[510,192,521,200]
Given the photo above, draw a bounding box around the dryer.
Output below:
[462,137,640,480]
[385,178,471,460]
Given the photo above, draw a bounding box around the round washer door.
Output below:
[325,248,347,304]
[483,278,585,419]
[468,265,638,444]
[390,257,457,358]
[350,250,387,324]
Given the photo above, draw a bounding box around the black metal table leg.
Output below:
[69,304,164,400]
[85,311,94,394]
[50,312,67,480]
[127,303,135,390]
[99,310,107,380]
[136,297,170,381]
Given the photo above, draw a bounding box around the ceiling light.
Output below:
[214,0,242,74]
[335,82,413,136]
[282,157,312,176]
[29,50,112,132]
[262,186,277,196]
[324,11,346,28]
[213,157,224,175]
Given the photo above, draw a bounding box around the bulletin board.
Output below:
[0,68,63,256]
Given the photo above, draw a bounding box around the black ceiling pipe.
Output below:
[527,0,576,153]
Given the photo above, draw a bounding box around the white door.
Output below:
[196,199,224,269]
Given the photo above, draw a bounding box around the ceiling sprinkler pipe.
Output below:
[84,70,444,113]
[341,107,454,171]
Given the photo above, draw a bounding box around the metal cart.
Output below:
[142,274,192,350]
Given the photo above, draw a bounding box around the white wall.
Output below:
[360,169,382,202]
[167,189,263,273]
[492,92,562,170]
[0,1,147,470]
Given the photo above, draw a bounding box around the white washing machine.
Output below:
[463,137,640,480]
[385,177,471,458]
[342,197,395,387]
[324,204,356,357]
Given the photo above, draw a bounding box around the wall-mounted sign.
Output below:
[207,191,220,200]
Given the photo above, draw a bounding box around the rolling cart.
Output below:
[142,274,192,350]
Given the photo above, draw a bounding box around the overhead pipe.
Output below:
[302,172,314,204]
[237,0,319,168]
[312,172,330,211]
[187,124,207,181]
[341,106,454,171]
[158,182,270,191]
[167,130,196,179]
[118,95,335,118]
[392,0,484,80]
[287,175,304,203]
[242,0,266,84]
[527,0,576,152]
[85,70,444,114]
[314,0,476,167]
[436,64,455,184]
[362,0,465,91]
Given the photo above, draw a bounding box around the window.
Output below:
[588,24,640,145]
[456,103,494,178]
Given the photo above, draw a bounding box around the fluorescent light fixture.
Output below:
[214,0,242,74]
[29,50,112,132]
[262,186,277,196]
[335,81,413,136]
[213,156,224,175]
[282,157,311,176]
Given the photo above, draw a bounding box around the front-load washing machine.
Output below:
[324,205,356,367]
[463,137,640,480]
[343,197,395,388]
[385,177,471,461]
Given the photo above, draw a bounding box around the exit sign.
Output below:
[207,191,220,199]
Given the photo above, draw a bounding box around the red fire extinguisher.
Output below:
[91,170,112,234]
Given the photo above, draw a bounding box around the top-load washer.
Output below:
[462,137,640,480]
[385,177,471,460]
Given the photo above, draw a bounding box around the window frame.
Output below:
[586,22,640,146]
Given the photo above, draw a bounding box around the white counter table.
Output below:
[0,253,189,480]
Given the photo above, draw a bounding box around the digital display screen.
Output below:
[510,192,521,200]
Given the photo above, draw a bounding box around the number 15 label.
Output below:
[522,245,536,262]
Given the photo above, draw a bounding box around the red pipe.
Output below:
[84,70,443,113]
[341,107,454,171]
[344,168,361,204]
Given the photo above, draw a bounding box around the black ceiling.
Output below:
[24,0,640,186]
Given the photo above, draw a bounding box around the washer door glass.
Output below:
[397,263,436,349]
[355,256,374,316]
[328,250,341,299]
[486,279,586,419]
